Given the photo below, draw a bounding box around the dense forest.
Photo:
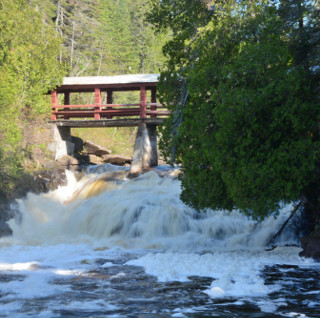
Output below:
[0,0,169,185]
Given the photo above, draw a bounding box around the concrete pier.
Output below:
[48,125,75,159]
[130,124,158,174]
[49,123,159,172]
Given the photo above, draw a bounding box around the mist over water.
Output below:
[1,164,319,317]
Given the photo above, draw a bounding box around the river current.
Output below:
[0,164,319,317]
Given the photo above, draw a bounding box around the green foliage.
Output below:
[0,0,64,167]
[151,0,320,218]
[53,0,170,76]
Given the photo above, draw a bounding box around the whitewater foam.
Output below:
[5,169,297,251]
[0,164,319,317]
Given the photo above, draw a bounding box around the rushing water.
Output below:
[0,164,319,317]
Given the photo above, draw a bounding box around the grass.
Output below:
[71,127,137,156]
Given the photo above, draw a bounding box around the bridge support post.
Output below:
[51,90,58,120]
[48,125,75,160]
[64,92,70,119]
[106,89,113,119]
[130,123,158,175]
[151,87,157,118]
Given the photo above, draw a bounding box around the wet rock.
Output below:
[0,221,12,237]
[100,171,128,182]
[102,154,132,165]
[300,232,320,261]
[32,169,67,192]
[0,168,67,238]
[56,155,79,170]
[84,141,112,156]
[127,167,153,179]
[88,154,104,165]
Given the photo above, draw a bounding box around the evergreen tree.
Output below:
[150,0,320,220]
[0,0,63,161]
[130,0,169,73]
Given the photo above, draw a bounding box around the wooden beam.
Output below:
[151,87,157,118]
[107,89,113,119]
[64,92,70,105]
[50,118,165,128]
[51,90,58,120]
[94,88,101,120]
[64,92,70,119]
[107,89,113,104]
[147,110,171,116]
[140,86,147,119]
[53,109,141,118]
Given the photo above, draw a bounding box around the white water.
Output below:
[0,164,319,317]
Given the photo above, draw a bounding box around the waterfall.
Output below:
[6,165,300,250]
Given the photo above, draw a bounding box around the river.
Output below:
[0,164,319,317]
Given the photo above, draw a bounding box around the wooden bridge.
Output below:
[49,74,169,172]
[50,74,169,127]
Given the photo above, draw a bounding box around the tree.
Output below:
[0,0,64,164]
[150,0,320,220]
[129,0,170,73]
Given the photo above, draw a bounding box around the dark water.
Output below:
[1,254,319,318]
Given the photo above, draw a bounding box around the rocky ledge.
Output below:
[300,231,320,261]
[0,168,67,238]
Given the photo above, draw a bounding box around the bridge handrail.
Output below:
[51,102,169,120]
[50,82,169,121]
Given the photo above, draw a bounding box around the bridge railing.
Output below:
[50,88,170,121]
[51,103,170,120]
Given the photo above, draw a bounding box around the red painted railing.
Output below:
[50,86,170,121]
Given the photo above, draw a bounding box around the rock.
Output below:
[33,169,67,191]
[88,154,104,165]
[84,141,112,156]
[300,233,320,261]
[0,221,13,238]
[100,171,129,182]
[102,154,132,165]
[74,153,90,165]
[57,155,79,170]
[0,168,67,238]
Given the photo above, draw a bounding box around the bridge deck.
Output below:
[50,118,165,128]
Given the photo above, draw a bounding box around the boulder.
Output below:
[56,155,79,170]
[300,233,320,261]
[84,141,112,156]
[102,154,132,165]
[88,154,104,165]
[0,221,12,238]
